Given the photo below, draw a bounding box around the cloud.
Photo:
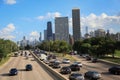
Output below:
[36,12,61,20]
[29,31,39,41]
[0,23,16,39]
[68,13,120,35]
[81,13,120,30]
[4,0,16,5]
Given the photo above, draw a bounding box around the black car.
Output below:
[70,64,80,71]
[86,56,91,60]
[84,71,101,80]
[48,60,56,66]
[109,66,120,75]
[60,66,71,74]
[9,68,18,75]
[26,64,32,71]
[69,72,84,80]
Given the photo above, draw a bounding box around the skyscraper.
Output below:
[44,30,47,41]
[55,17,69,43]
[47,21,53,40]
[39,32,42,42]
[72,8,81,42]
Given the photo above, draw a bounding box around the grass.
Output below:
[115,50,120,57]
[100,56,120,64]
[52,52,76,61]
[100,50,120,64]
[0,56,10,66]
[0,53,12,66]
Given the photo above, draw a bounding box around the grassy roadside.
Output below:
[100,50,120,64]
[52,52,77,61]
[115,50,120,57]
[0,53,12,66]
[100,56,120,64]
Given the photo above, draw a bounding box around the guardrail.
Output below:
[29,51,68,80]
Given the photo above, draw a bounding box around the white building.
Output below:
[95,29,106,37]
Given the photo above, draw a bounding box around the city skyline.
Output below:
[0,0,120,42]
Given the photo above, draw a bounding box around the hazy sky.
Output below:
[0,0,120,42]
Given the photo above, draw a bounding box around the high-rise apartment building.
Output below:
[55,17,69,43]
[72,8,81,42]
[47,21,53,40]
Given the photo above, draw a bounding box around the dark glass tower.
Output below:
[72,8,81,42]
[47,21,53,40]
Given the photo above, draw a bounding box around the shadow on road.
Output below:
[0,73,10,76]
[101,72,111,75]
[18,69,26,71]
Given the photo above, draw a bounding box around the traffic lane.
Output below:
[73,55,120,80]
[0,52,54,80]
[48,55,120,80]
[0,55,22,80]
[21,54,54,80]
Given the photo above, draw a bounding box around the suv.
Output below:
[26,64,32,71]
[84,71,101,80]
[109,66,120,75]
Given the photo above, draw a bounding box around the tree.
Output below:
[73,41,83,54]
[81,43,91,55]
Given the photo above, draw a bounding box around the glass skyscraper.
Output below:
[47,21,53,40]
[72,8,81,42]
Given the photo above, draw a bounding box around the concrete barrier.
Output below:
[30,51,68,80]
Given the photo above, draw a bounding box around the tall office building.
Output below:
[72,8,81,42]
[55,17,69,43]
[44,30,47,41]
[47,21,53,40]
[39,32,42,42]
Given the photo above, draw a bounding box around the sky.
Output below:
[0,0,120,42]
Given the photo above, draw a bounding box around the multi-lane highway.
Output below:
[0,51,120,80]
[56,55,120,80]
[73,55,120,80]
[0,51,54,80]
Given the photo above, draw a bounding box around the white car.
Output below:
[62,59,70,64]
[73,61,82,67]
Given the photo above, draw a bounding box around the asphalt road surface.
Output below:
[0,51,54,80]
[46,54,120,80]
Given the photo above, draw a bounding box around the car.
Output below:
[43,59,49,64]
[60,66,71,74]
[92,58,98,63]
[73,61,82,67]
[84,71,101,80]
[62,58,70,64]
[52,62,61,68]
[9,68,18,75]
[108,66,120,75]
[26,64,32,71]
[69,64,80,71]
[86,56,91,60]
[54,59,61,63]
[69,72,84,80]
[48,60,56,66]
